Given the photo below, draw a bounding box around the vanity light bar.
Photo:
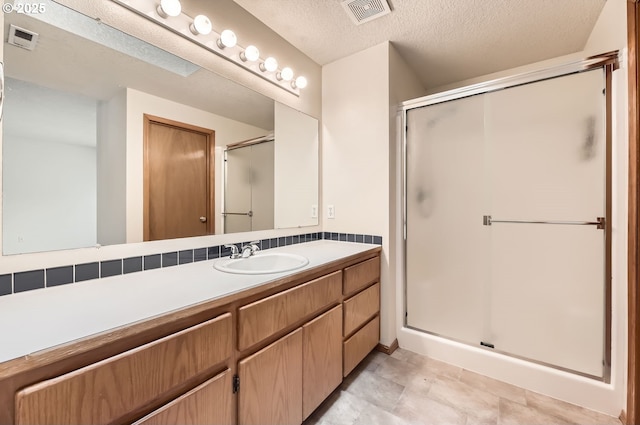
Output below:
[110,0,305,96]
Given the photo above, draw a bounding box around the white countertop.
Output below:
[0,240,378,365]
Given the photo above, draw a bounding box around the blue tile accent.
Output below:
[14,270,44,293]
[46,266,73,287]
[144,254,161,270]
[0,232,384,294]
[162,252,178,267]
[0,274,11,296]
[208,246,220,259]
[179,250,193,265]
[101,259,122,278]
[194,248,207,262]
[124,257,143,274]
[76,262,99,282]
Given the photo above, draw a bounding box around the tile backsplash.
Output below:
[0,232,382,297]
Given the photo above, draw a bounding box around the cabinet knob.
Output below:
[200,216,207,223]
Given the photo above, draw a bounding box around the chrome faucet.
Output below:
[224,244,241,259]
[241,241,260,258]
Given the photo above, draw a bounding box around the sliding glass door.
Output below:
[405,68,608,378]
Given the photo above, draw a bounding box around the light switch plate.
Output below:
[311,204,318,218]
[327,205,335,219]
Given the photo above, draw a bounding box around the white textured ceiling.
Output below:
[232,0,606,89]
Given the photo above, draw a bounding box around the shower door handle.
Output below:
[483,215,605,230]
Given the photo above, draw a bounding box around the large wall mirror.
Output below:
[2,2,319,255]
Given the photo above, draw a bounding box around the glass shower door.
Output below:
[485,69,606,376]
[404,67,608,378]
[405,94,492,345]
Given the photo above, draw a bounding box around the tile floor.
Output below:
[303,348,622,425]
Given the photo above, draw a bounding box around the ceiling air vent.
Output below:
[341,0,391,25]
[8,24,39,51]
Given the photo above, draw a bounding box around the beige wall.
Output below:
[322,41,424,346]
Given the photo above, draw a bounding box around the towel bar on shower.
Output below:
[482,215,605,230]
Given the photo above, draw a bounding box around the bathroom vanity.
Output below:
[0,241,381,425]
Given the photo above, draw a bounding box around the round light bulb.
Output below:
[157,0,181,17]
[240,45,260,62]
[293,76,308,89]
[260,56,278,72]
[217,29,237,49]
[190,15,212,35]
[278,67,294,81]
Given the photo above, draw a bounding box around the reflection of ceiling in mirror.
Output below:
[4,4,274,130]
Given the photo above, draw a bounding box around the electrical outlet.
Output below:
[311,204,318,218]
[327,205,335,219]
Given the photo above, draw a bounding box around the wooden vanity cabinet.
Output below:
[4,249,381,425]
[342,257,381,377]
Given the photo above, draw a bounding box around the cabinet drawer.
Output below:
[343,315,380,377]
[343,256,380,296]
[238,271,342,351]
[134,369,233,425]
[15,313,232,425]
[343,282,380,337]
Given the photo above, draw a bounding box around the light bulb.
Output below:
[217,29,237,49]
[260,56,278,72]
[240,45,260,62]
[190,15,212,35]
[292,76,308,89]
[157,0,181,18]
[277,67,294,81]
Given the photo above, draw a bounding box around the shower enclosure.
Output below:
[403,53,617,380]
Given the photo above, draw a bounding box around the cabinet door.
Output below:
[238,328,303,425]
[134,369,233,425]
[302,305,342,420]
[15,313,232,425]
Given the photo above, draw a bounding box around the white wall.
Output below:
[3,136,96,254]
[125,88,270,242]
[322,41,424,346]
[97,90,127,246]
[274,102,319,229]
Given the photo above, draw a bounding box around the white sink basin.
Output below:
[213,252,309,274]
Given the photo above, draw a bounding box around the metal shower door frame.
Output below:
[400,51,619,382]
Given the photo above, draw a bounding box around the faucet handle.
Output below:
[249,240,260,251]
[224,244,240,258]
